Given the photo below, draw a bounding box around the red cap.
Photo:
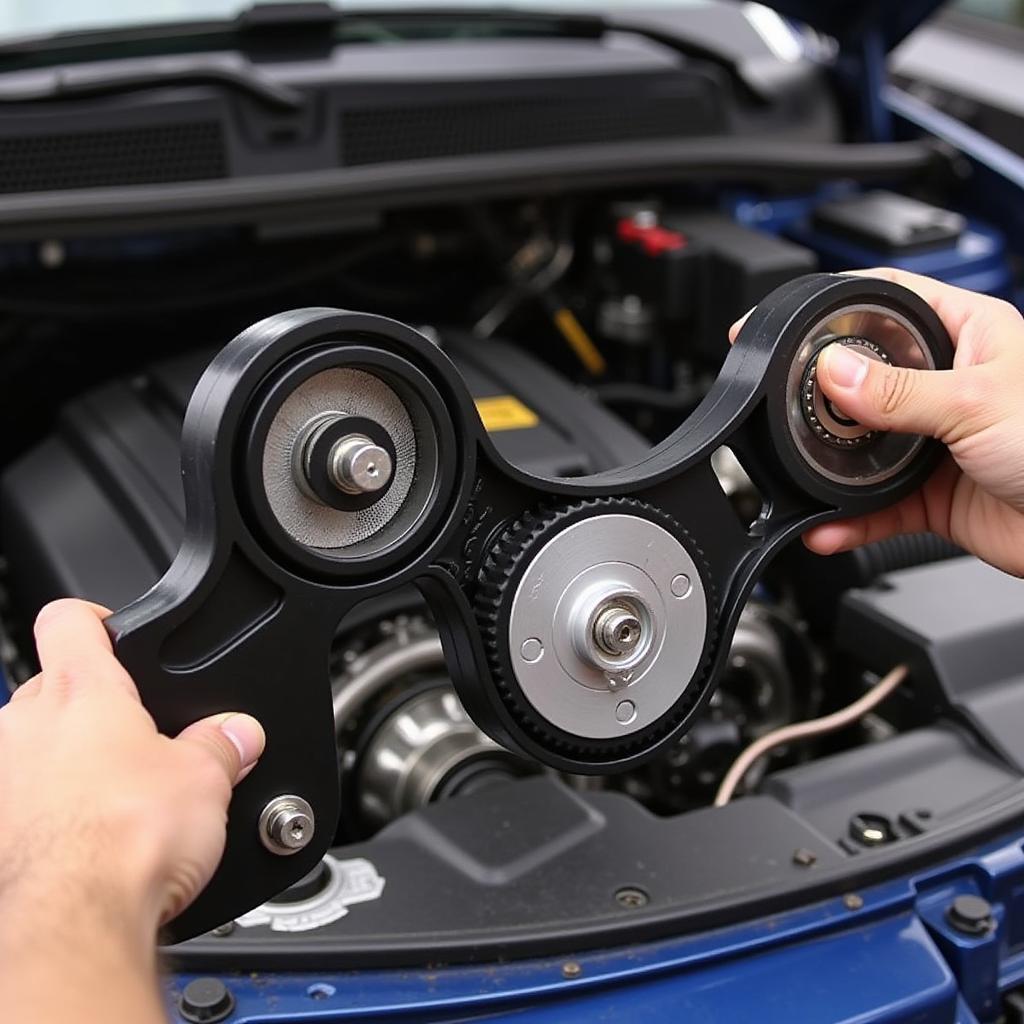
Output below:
[616,217,687,258]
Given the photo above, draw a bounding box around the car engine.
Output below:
[0,185,996,822]
[0,4,1021,967]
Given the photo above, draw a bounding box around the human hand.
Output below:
[731,268,1024,577]
[0,598,264,1018]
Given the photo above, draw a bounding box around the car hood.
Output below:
[763,0,947,51]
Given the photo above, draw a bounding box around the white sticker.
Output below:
[235,855,385,933]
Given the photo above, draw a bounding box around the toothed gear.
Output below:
[474,498,717,766]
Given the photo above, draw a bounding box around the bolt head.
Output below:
[849,811,895,847]
[593,603,644,657]
[615,886,649,909]
[259,795,316,856]
[947,894,994,936]
[842,893,864,911]
[179,978,235,1024]
[328,434,393,496]
[561,961,583,979]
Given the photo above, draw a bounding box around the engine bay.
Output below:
[0,0,1021,965]
[1,175,1023,966]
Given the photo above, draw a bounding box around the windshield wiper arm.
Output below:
[0,62,304,111]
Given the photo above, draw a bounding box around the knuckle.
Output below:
[192,738,237,788]
[950,372,986,417]
[858,266,900,283]
[986,295,1021,324]
[45,663,88,698]
[160,859,209,923]
[876,365,914,419]
[944,369,999,438]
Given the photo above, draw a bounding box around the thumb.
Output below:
[176,712,265,785]
[815,342,960,438]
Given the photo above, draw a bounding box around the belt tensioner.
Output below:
[105,274,951,939]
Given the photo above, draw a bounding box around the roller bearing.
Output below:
[800,336,891,450]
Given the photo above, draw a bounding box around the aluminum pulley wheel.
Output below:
[475,499,714,760]
[104,275,953,942]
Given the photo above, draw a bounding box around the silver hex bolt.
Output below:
[593,603,644,658]
[328,434,393,496]
[259,795,315,856]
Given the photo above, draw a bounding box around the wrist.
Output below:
[0,867,164,1023]
[0,850,162,958]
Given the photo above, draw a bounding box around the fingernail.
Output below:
[821,344,869,389]
[220,714,266,770]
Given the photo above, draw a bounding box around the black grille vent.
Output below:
[0,121,227,194]
[340,94,703,166]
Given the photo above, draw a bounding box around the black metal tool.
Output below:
[105,273,952,939]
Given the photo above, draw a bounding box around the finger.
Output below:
[8,675,42,703]
[813,342,997,441]
[728,307,755,345]
[842,267,1024,351]
[733,266,962,347]
[802,475,952,555]
[33,599,140,700]
[176,712,265,786]
[842,267,977,315]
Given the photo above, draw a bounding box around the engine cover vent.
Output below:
[339,93,710,166]
[0,121,227,194]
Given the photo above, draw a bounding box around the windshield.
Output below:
[1,0,709,41]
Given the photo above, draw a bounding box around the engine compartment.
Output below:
[2,178,1024,965]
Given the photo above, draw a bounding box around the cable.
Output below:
[713,664,909,807]
[551,304,606,376]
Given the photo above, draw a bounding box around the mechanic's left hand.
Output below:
[0,598,266,937]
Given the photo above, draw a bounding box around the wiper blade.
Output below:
[0,62,303,110]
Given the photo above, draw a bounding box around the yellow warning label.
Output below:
[475,395,540,432]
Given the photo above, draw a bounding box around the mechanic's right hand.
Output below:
[733,268,1024,577]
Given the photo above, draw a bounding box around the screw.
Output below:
[947,894,994,936]
[849,812,895,847]
[328,434,393,495]
[562,961,583,979]
[843,893,864,911]
[792,848,817,868]
[259,795,315,856]
[209,921,235,937]
[615,886,650,909]
[593,605,643,657]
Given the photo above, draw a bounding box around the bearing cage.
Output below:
[105,275,953,941]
